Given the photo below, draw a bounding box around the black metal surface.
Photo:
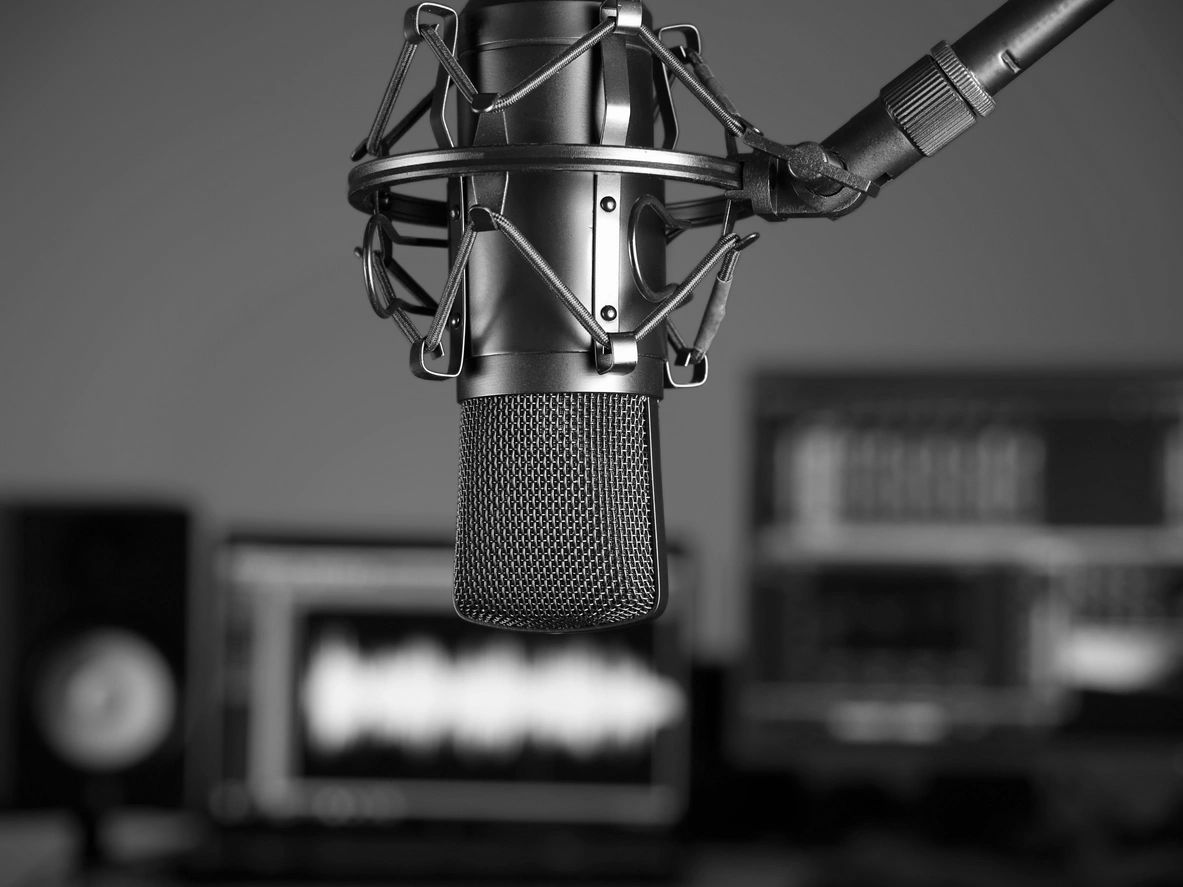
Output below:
[822,99,923,193]
[954,0,1116,95]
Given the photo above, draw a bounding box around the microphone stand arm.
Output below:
[734,0,1116,220]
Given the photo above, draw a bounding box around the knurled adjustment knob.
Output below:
[881,41,995,157]
[930,41,996,119]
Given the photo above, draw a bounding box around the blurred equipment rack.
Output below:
[737,370,1183,783]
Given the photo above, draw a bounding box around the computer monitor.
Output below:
[199,536,690,828]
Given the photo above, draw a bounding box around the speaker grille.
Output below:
[454,392,664,632]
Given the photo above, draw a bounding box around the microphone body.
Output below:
[450,0,670,632]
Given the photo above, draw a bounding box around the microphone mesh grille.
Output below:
[454,392,662,633]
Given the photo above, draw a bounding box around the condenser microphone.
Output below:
[347,0,1117,633]
[349,0,752,634]
[450,0,672,632]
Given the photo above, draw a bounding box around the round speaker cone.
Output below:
[33,628,177,771]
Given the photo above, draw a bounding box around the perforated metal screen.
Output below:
[453,392,665,632]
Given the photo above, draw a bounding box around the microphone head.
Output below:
[453,392,667,633]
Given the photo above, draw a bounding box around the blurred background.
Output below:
[2,0,1183,884]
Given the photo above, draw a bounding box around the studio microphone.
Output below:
[352,0,753,633]
[449,1,675,633]
[347,0,1116,633]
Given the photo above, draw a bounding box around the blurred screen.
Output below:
[298,611,681,784]
[204,539,689,826]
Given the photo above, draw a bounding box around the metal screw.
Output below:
[450,314,461,327]
[449,207,460,220]
[600,196,617,212]
[600,305,618,321]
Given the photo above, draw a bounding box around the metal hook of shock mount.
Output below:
[361,216,413,325]
[662,230,758,390]
[651,24,700,151]
[651,58,678,150]
[404,3,459,44]
[403,3,472,149]
[656,23,702,65]
[410,314,465,380]
[410,218,474,381]
[375,218,440,316]
[663,322,708,389]
[629,195,693,303]
[597,3,636,147]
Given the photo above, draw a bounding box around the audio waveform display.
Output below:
[301,633,684,759]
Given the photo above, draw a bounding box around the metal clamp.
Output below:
[595,333,640,375]
[742,129,879,197]
[602,0,644,35]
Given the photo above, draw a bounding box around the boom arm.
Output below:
[747,0,1117,218]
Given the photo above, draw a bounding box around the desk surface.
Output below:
[0,814,799,887]
[4,812,1182,887]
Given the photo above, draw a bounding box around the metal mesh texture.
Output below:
[454,392,665,633]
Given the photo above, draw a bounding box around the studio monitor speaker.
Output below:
[0,501,191,811]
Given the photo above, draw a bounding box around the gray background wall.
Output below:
[2,1,1180,660]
